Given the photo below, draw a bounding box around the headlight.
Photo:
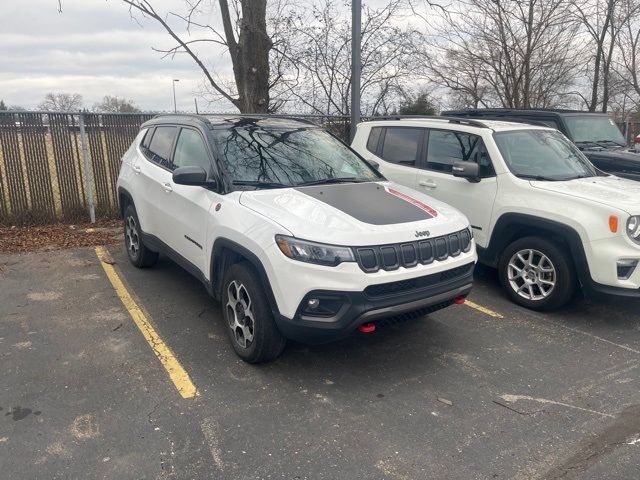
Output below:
[628,216,640,245]
[275,235,355,266]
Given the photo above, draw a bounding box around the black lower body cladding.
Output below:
[275,263,475,344]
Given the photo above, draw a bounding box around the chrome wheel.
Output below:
[125,215,140,259]
[226,280,255,349]
[507,249,556,301]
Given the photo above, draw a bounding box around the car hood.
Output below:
[239,181,470,245]
[583,148,640,170]
[530,175,640,214]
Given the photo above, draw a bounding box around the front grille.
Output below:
[355,228,472,273]
[364,263,474,298]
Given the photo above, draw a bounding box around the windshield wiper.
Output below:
[296,177,369,187]
[596,139,626,147]
[232,180,289,189]
[517,174,562,181]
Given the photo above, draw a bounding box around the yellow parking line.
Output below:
[95,246,198,399]
[465,299,504,319]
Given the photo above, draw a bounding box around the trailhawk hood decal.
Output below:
[530,175,640,214]
[239,181,469,246]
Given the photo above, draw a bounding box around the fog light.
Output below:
[300,294,347,317]
[617,259,638,280]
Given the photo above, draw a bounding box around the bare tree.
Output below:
[425,0,581,110]
[570,0,625,111]
[93,95,141,113]
[615,0,640,109]
[38,92,83,111]
[120,1,272,113]
[275,0,420,116]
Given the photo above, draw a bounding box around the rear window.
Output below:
[147,126,177,167]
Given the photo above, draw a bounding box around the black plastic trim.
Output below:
[210,238,281,318]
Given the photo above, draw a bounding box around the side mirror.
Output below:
[366,159,380,170]
[452,161,480,182]
[172,166,210,186]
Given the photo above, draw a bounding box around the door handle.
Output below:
[132,164,141,174]
[419,180,437,188]
[162,182,173,193]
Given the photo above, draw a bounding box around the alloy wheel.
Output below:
[507,248,556,301]
[226,280,255,349]
[125,215,140,259]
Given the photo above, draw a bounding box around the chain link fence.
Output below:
[0,111,358,226]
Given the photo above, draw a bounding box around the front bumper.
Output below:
[274,263,474,344]
[581,236,640,297]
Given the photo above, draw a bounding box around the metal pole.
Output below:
[194,98,199,114]
[78,113,96,224]
[172,79,179,113]
[350,0,361,142]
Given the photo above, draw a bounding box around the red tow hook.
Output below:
[358,323,376,334]
[454,296,466,305]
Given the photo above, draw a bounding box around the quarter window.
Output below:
[426,130,494,177]
[379,127,422,165]
[147,126,177,167]
[366,127,383,154]
[172,129,211,173]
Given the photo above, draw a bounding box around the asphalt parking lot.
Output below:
[1,245,640,480]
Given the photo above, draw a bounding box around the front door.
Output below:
[159,127,218,274]
[415,128,498,248]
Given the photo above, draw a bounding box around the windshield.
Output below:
[494,129,599,180]
[211,125,380,187]
[564,115,626,146]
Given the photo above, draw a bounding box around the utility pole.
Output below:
[172,79,180,113]
[350,0,361,142]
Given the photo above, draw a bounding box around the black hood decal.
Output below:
[295,182,436,225]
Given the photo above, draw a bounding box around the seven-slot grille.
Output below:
[354,228,472,273]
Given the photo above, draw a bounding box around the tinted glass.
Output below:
[147,126,177,166]
[494,129,598,180]
[173,129,211,172]
[380,128,421,164]
[366,127,382,153]
[426,130,489,175]
[141,128,154,149]
[212,126,379,186]
[564,115,626,146]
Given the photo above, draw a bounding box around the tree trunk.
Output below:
[233,0,271,113]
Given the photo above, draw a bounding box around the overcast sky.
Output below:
[0,0,234,112]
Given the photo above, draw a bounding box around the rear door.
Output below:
[135,125,177,238]
[415,129,498,247]
[159,127,219,274]
[358,126,423,189]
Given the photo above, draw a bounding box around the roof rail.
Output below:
[364,115,491,130]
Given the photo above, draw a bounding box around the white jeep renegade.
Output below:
[352,117,640,311]
[117,115,476,362]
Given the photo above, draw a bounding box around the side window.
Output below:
[379,127,422,165]
[366,127,383,154]
[141,128,154,150]
[147,126,177,168]
[426,129,494,177]
[172,128,211,173]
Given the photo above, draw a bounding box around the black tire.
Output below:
[498,236,576,311]
[123,204,158,268]
[222,262,286,363]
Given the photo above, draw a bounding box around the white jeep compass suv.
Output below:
[352,117,640,310]
[117,115,476,362]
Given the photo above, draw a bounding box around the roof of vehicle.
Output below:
[359,116,554,133]
[442,108,612,117]
[141,114,317,130]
